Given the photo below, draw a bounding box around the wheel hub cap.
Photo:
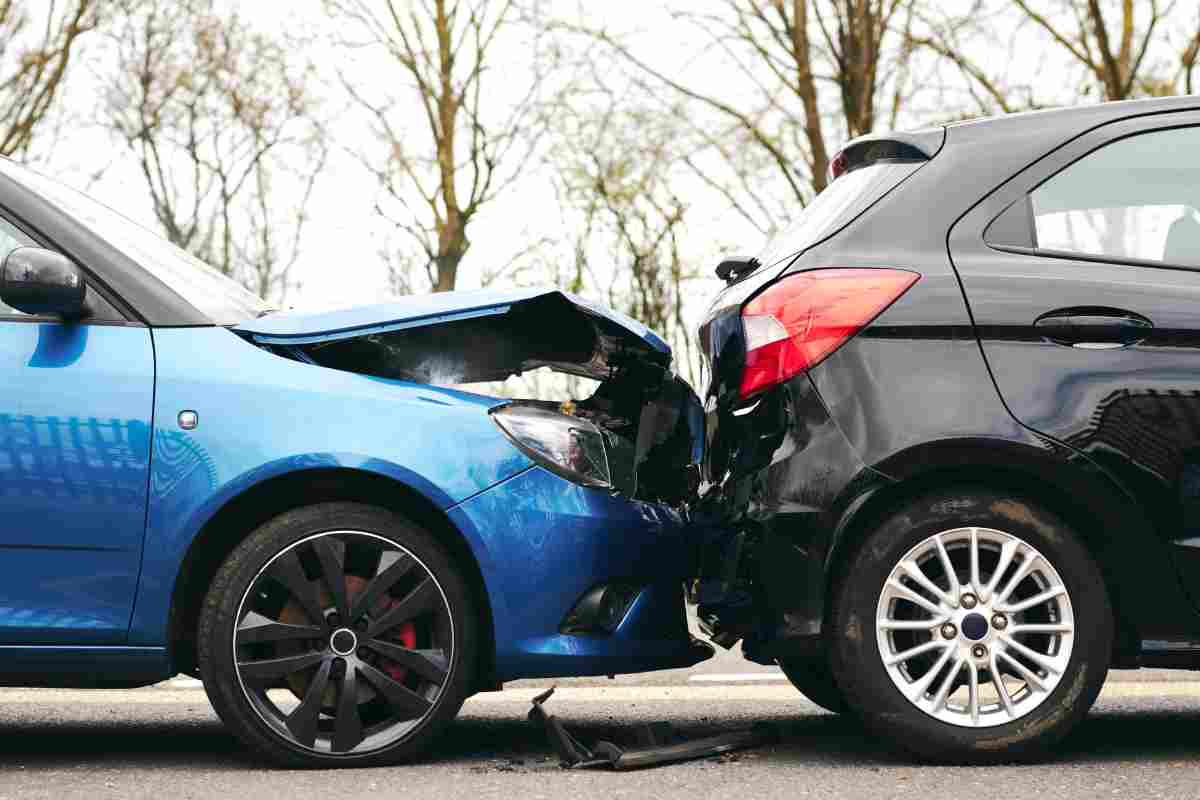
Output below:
[876,526,1075,728]
[330,628,358,656]
[961,613,988,641]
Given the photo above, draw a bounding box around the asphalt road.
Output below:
[2,639,1200,800]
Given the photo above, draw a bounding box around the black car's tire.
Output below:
[198,502,479,768]
[778,654,848,713]
[829,489,1111,764]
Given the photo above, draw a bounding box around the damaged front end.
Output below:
[235,288,705,508]
[490,373,700,506]
[236,288,714,679]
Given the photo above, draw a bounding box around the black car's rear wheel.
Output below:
[198,503,478,767]
[830,489,1111,763]
[778,654,848,713]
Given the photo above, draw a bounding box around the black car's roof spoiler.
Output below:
[830,127,945,182]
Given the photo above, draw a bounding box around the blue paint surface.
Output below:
[0,322,153,644]
[129,326,531,645]
[1,319,700,682]
[449,466,703,680]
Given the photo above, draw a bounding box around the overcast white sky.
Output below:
[36,0,1195,364]
[45,1,750,319]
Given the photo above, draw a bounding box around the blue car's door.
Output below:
[0,217,153,644]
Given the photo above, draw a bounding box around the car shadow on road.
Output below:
[1,709,1199,770]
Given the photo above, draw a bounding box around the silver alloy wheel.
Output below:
[233,530,454,756]
[875,527,1074,728]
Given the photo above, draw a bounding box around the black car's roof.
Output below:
[835,96,1200,184]
[946,94,1200,134]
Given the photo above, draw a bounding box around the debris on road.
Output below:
[528,687,777,770]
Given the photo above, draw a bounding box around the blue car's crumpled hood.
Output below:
[235,288,672,383]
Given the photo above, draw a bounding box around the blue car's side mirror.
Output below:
[0,246,87,318]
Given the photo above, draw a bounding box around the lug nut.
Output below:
[940,623,958,639]
[992,613,1008,630]
[971,644,988,659]
[960,593,978,609]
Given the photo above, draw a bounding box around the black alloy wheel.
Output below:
[198,503,477,767]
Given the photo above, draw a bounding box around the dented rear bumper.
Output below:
[694,370,891,662]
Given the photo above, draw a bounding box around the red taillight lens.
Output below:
[739,268,919,400]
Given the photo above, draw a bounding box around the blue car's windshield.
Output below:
[0,159,272,324]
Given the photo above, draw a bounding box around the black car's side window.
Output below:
[1027,126,1200,268]
[0,214,37,317]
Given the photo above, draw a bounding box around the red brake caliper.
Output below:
[349,576,417,682]
[384,619,417,682]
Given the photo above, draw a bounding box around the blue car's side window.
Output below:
[0,216,36,317]
[0,215,125,322]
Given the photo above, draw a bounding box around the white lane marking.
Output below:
[689,673,787,683]
[471,682,1200,703]
[3,680,1199,705]
[169,677,204,689]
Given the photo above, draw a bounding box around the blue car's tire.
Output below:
[197,502,479,768]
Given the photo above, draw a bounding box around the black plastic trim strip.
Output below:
[991,243,1200,275]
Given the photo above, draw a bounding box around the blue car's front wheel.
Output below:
[197,502,479,767]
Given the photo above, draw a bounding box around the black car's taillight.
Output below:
[739,268,919,400]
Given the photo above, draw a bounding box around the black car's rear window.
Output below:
[755,160,926,270]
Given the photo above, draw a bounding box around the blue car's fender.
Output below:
[128,326,530,645]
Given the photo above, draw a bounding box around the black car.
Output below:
[696,95,1200,762]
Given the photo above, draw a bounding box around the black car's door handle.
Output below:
[1034,307,1153,349]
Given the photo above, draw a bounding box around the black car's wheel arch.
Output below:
[823,444,1180,664]
[168,467,497,688]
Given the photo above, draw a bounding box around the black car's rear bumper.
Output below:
[697,369,890,660]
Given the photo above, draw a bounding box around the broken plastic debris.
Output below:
[527,687,777,770]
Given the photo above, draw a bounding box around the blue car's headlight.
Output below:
[491,403,621,491]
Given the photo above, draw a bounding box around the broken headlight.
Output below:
[491,403,633,494]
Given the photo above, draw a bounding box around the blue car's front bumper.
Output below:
[449,465,711,681]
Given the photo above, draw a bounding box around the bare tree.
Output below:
[1183,19,1200,94]
[546,79,701,382]
[327,0,545,293]
[101,0,324,301]
[569,0,913,235]
[0,0,99,159]
[1012,0,1164,100]
[915,1,1200,111]
[236,130,329,301]
[907,2,1024,115]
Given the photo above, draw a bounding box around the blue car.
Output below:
[0,159,711,766]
